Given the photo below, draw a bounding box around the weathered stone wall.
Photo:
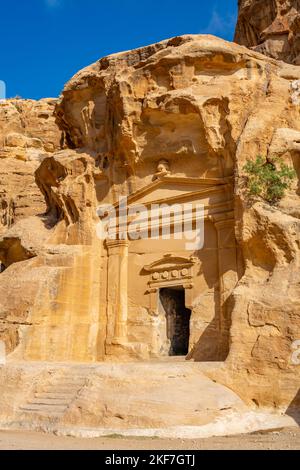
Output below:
[235,0,300,65]
[0,99,63,235]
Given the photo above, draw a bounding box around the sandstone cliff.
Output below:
[0,35,299,415]
[235,0,300,65]
[0,98,64,352]
[0,98,63,236]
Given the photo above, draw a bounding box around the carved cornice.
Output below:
[144,254,197,273]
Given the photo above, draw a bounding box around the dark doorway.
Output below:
[159,287,191,356]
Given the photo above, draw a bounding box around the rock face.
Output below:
[0,99,63,353]
[235,0,300,64]
[0,362,295,436]
[0,35,300,415]
[0,99,63,236]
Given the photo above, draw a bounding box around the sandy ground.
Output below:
[0,427,299,450]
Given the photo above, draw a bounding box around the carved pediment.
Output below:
[144,254,196,273]
[126,176,230,207]
[107,175,231,212]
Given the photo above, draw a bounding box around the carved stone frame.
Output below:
[143,254,197,314]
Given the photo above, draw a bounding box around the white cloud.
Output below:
[200,8,236,38]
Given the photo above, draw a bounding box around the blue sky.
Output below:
[0,0,237,99]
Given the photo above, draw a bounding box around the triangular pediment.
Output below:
[144,254,196,273]
[114,175,230,209]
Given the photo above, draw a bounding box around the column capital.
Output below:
[106,239,129,250]
[208,212,235,229]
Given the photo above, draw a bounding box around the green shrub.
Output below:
[243,156,296,204]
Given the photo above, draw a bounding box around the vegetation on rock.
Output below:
[244,156,296,204]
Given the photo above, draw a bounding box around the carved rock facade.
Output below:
[0,35,299,412]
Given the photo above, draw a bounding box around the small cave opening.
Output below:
[0,261,6,273]
[95,155,110,172]
[159,286,191,357]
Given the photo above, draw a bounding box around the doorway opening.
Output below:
[159,286,191,356]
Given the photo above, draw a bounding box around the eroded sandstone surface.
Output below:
[0,362,295,437]
[235,0,300,64]
[0,98,63,234]
[0,99,64,352]
[0,34,299,421]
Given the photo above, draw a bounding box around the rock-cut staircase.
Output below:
[18,367,91,422]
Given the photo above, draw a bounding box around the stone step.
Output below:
[59,374,88,379]
[42,386,82,393]
[34,392,75,400]
[27,398,71,406]
[19,404,67,413]
[17,370,91,419]
[50,380,87,387]
[53,373,88,379]
[19,410,64,419]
